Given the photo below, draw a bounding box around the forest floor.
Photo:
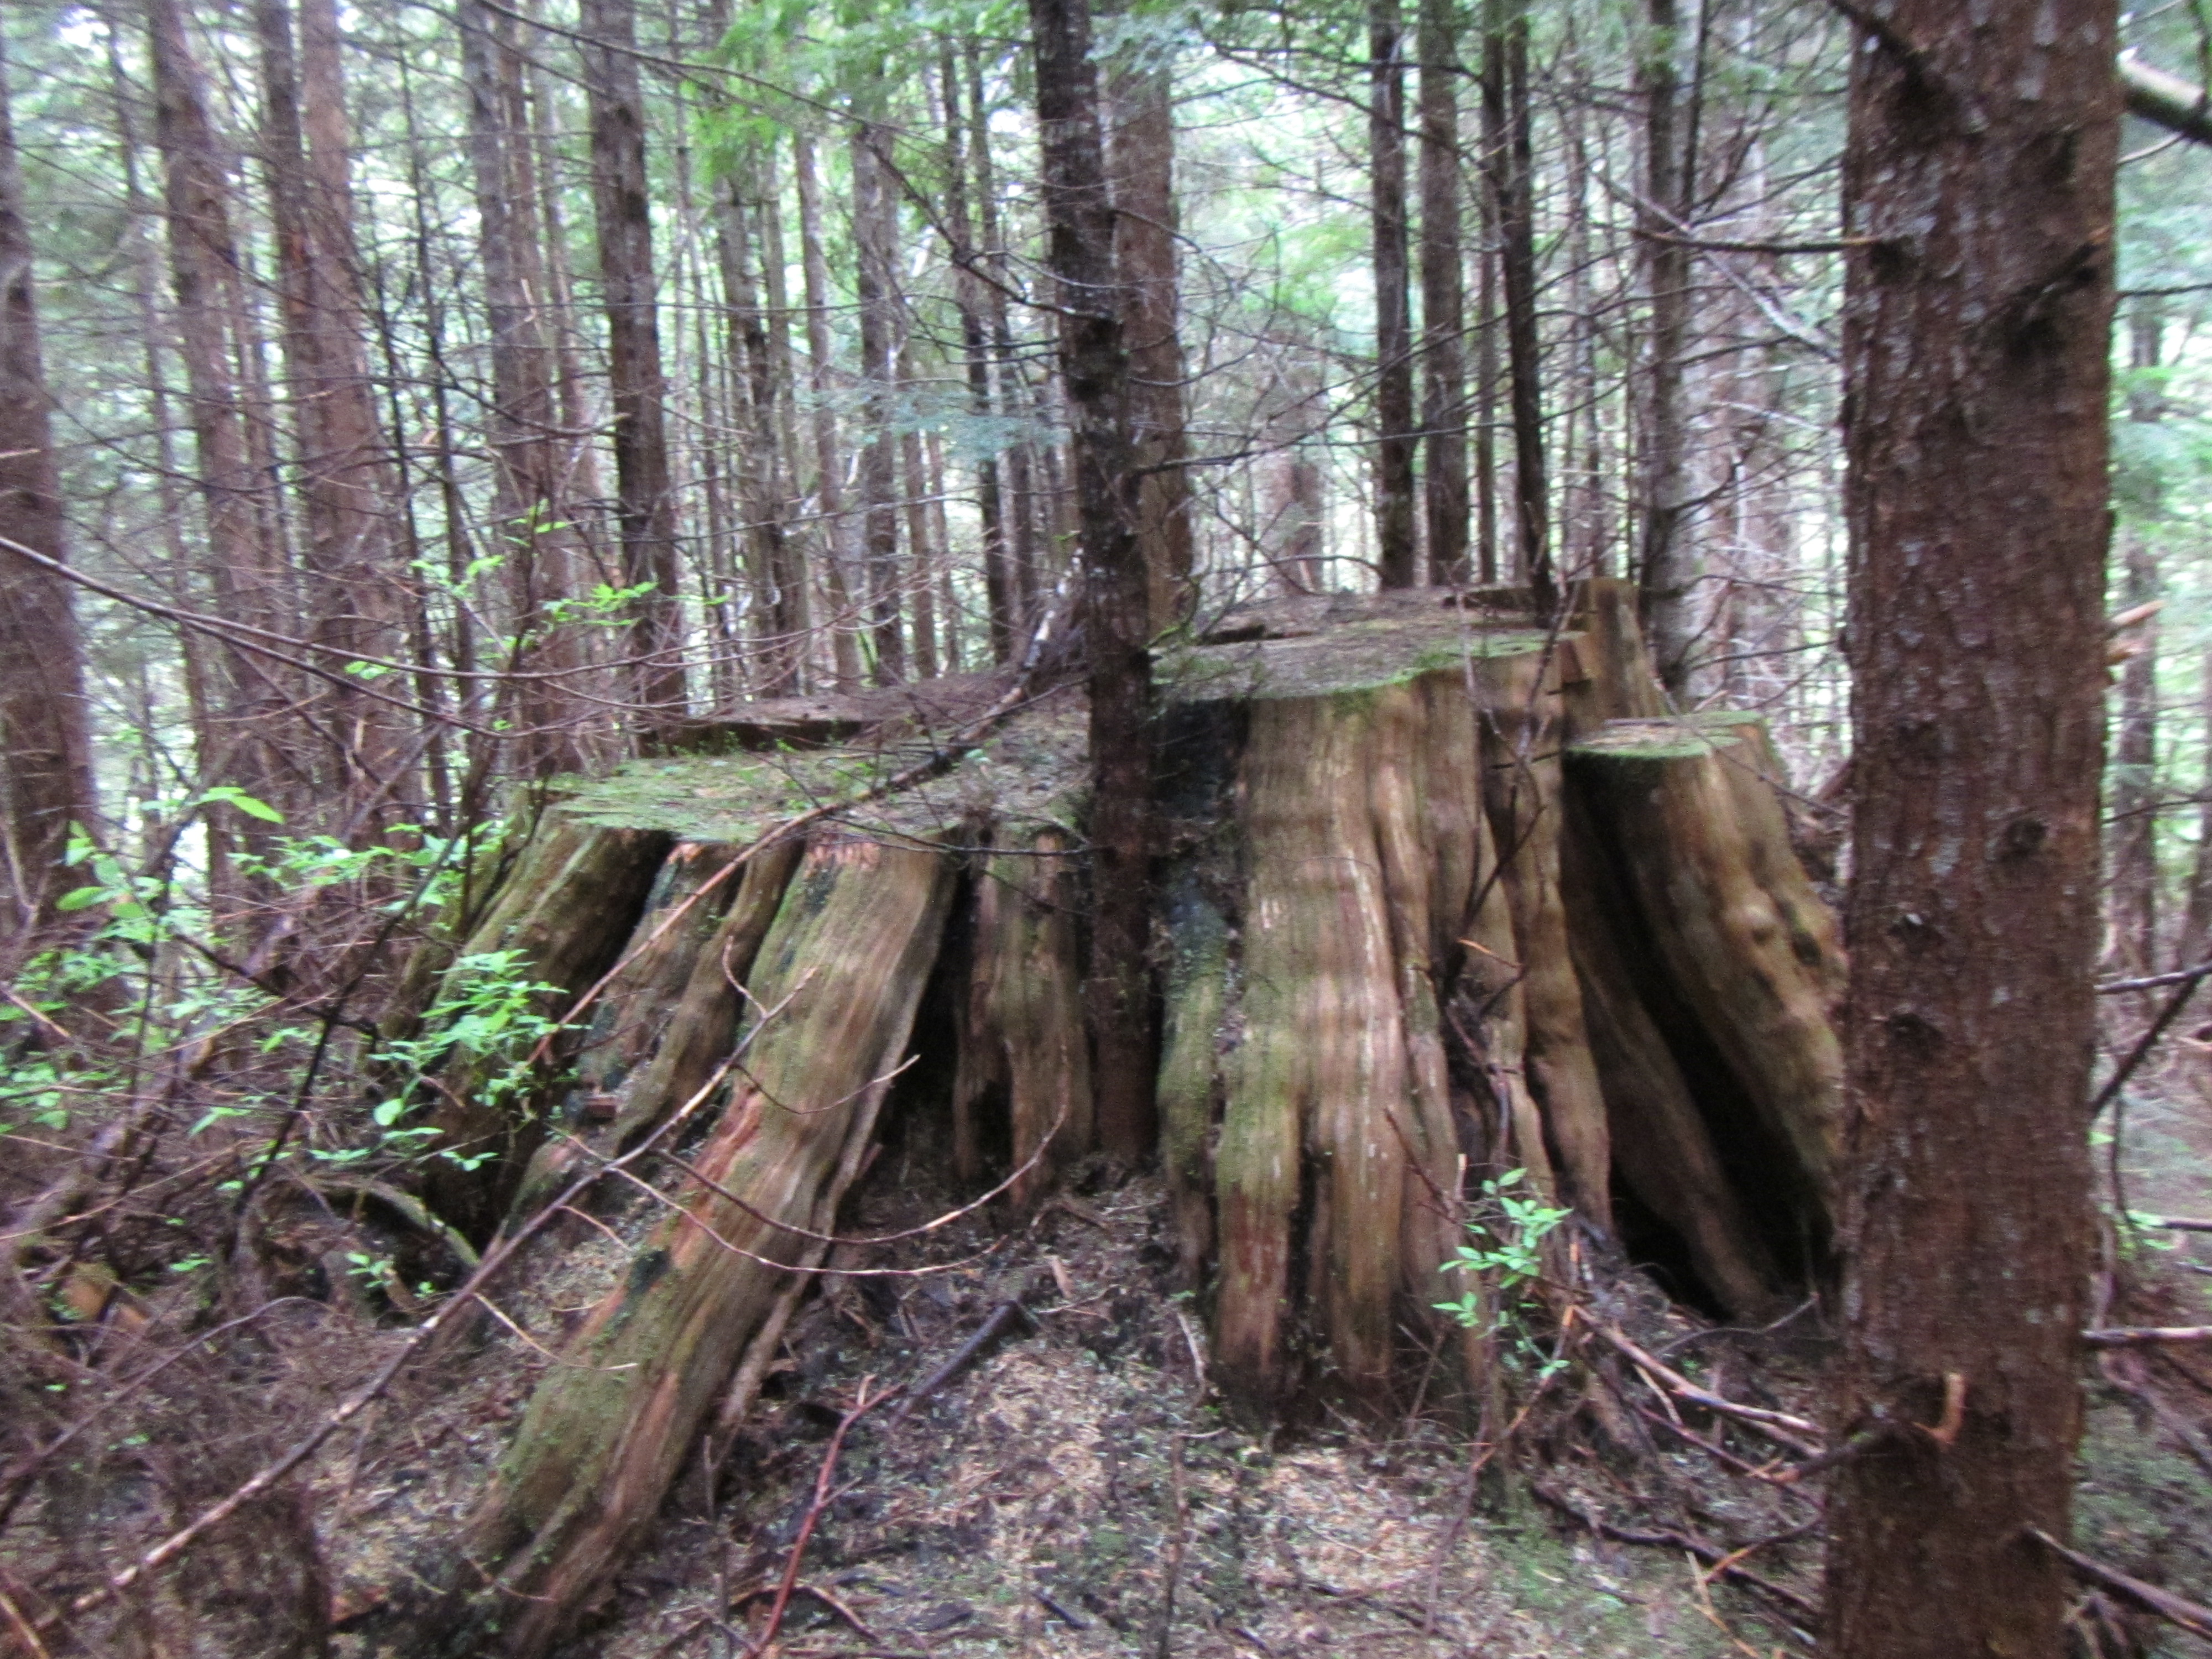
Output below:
[316,1047,2212,1659]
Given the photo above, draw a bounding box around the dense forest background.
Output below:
[3,0,2211,1653]
[2,0,2208,912]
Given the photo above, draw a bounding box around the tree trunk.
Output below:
[1032,0,1159,1164]
[581,0,689,736]
[1822,6,2116,1656]
[1107,24,1197,631]
[941,43,1015,661]
[146,0,296,855]
[1417,0,1469,587]
[851,123,906,685]
[1480,0,1547,601]
[1370,0,1418,590]
[460,0,587,776]
[793,129,862,690]
[1635,0,1694,695]
[256,0,417,832]
[0,33,98,957]
[2110,304,2164,971]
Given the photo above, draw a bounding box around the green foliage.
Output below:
[361,947,570,1174]
[1435,1168,1572,1375]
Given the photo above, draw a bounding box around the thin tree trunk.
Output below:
[0,33,98,954]
[1636,0,1694,694]
[900,349,939,680]
[941,43,1014,661]
[793,129,861,690]
[1107,21,1197,630]
[580,0,688,736]
[2111,304,2164,970]
[257,0,417,830]
[1031,0,1154,1162]
[969,44,1043,635]
[1823,6,2117,1656]
[1473,157,1499,583]
[146,0,296,854]
[1370,0,1417,589]
[461,0,586,775]
[851,123,905,683]
[1480,0,1547,601]
[1418,0,1468,586]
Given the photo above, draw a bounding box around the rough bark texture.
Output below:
[1635,0,1694,695]
[1480,0,1547,598]
[1822,7,2116,1657]
[1370,0,1418,590]
[0,34,98,952]
[1032,0,1159,1163]
[956,827,1094,1202]
[1417,0,1469,586]
[1107,33,1198,632]
[852,123,906,684]
[581,0,688,732]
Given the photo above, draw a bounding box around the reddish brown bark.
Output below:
[0,35,98,952]
[1416,0,1468,587]
[1031,0,1156,1163]
[1823,6,2117,1657]
[580,0,689,734]
[1107,29,1197,630]
[1370,0,1417,589]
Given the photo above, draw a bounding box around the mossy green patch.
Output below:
[1166,619,1561,704]
[1567,709,1768,761]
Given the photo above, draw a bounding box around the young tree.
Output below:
[1823,7,2117,1658]
[1416,0,1467,587]
[581,0,689,733]
[0,27,97,953]
[1031,0,1155,1162]
[1369,0,1417,588]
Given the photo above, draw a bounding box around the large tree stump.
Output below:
[364,588,1846,1653]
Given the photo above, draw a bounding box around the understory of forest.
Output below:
[6,587,2210,1659]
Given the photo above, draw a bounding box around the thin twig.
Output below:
[888,1301,1034,1426]
[746,1379,897,1657]
[2083,1325,2212,1348]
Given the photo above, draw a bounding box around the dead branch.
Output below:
[888,1300,1035,1426]
[747,1378,897,1657]
[1588,1323,1823,1458]
[2030,1528,2212,1642]
[1527,1480,1819,1625]
[2083,1326,2212,1348]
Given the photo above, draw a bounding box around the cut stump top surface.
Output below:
[554,596,1572,841]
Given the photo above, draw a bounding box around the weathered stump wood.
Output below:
[383,832,956,1653]
[954,823,1094,1201]
[1564,713,1844,1256]
[364,588,1848,1654]
[415,818,672,1239]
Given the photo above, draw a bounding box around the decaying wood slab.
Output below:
[954,823,1093,1201]
[415,817,672,1239]
[1565,713,1844,1245]
[375,831,956,1655]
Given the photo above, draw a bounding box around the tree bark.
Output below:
[1479,0,1547,601]
[146,0,296,853]
[580,0,689,736]
[1822,7,2117,1656]
[941,43,1015,661]
[460,0,587,774]
[255,0,416,830]
[1417,0,1469,587]
[793,129,862,690]
[851,122,906,684]
[1107,24,1197,631]
[1370,0,1418,589]
[1031,0,1157,1163]
[0,32,98,956]
[1635,0,1695,694]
